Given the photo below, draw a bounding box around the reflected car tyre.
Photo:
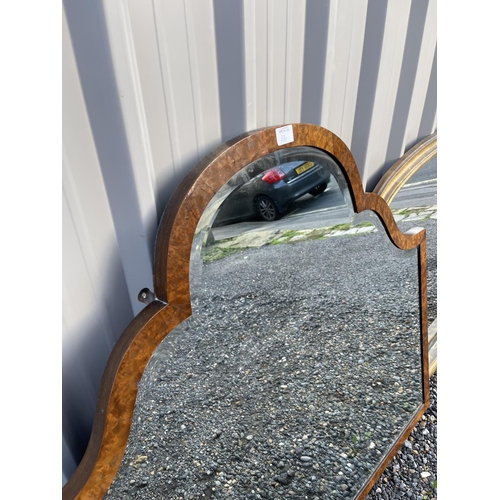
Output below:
[256,195,280,222]
[308,182,328,196]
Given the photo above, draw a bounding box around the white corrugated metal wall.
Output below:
[62,0,437,484]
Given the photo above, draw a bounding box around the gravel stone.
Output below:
[103,216,437,499]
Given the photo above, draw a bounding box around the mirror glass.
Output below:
[105,148,424,500]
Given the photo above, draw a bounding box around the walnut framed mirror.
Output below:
[63,124,430,500]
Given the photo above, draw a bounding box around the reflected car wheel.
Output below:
[308,182,328,196]
[256,195,279,222]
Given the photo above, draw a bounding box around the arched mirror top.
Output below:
[154,124,426,309]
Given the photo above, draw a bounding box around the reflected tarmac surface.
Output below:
[212,183,351,242]
[214,155,436,244]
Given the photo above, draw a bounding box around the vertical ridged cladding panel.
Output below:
[62,0,437,483]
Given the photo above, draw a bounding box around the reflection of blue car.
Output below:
[215,161,331,224]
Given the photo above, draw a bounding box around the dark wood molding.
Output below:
[63,124,429,500]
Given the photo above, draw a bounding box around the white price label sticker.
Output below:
[275,125,294,146]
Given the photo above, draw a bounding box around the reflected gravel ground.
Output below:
[364,218,437,500]
[104,218,436,500]
[366,372,437,500]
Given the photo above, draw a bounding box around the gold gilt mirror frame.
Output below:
[373,131,437,376]
[63,124,430,500]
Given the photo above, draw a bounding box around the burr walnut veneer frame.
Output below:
[63,124,430,500]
